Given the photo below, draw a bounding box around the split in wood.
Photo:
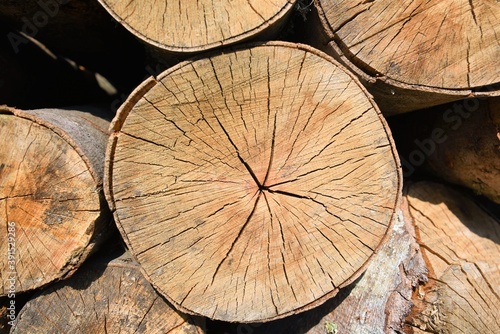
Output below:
[105,41,402,322]
[0,106,113,296]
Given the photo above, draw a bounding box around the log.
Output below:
[96,0,296,55]
[404,181,500,333]
[307,0,500,115]
[389,96,500,203]
[211,206,427,333]
[105,41,402,322]
[0,106,113,296]
[10,251,205,333]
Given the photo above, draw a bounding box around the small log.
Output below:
[0,106,112,295]
[105,41,402,322]
[307,0,500,114]
[97,0,296,55]
[10,251,205,334]
[390,97,500,203]
[404,181,500,333]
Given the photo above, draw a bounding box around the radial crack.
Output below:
[262,114,277,186]
[210,193,261,286]
[212,112,262,188]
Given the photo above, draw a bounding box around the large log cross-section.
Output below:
[105,42,402,322]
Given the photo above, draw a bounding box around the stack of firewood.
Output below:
[1,1,498,333]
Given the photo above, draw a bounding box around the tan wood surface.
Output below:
[232,206,427,334]
[105,41,402,322]
[405,181,500,333]
[312,0,500,114]
[11,252,205,334]
[98,0,296,53]
[0,107,111,295]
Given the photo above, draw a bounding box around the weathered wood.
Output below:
[213,206,427,333]
[10,251,205,333]
[97,0,296,54]
[390,97,500,203]
[0,106,112,296]
[105,41,402,322]
[308,0,500,114]
[404,181,500,333]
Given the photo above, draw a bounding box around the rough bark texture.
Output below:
[0,106,112,295]
[307,0,500,115]
[10,251,205,333]
[211,206,427,333]
[97,0,296,54]
[404,181,500,333]
[390,97,500,203]
[105,41,402,322]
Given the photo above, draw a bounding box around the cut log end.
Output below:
[405,181,500,333]
[98,0,296,53]
[105,42,402,322]
[11,252,205,334]
[312,0,500,114]
[0,106,111,295]
[317,0,499,89]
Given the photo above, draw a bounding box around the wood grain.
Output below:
[224,207,427,333]
[98,0,296,53]
[406,182,500,333]
[0,106,111,295]
[105,42,402,322]
[11,251,205,334]
[312,0,500,114]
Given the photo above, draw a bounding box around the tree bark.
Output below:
[390,97,500,204]
[307,0,500,115]
[404,181,500,333]
[0,106,112,295]
[104,41,402,323]
[10,251,205,333]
